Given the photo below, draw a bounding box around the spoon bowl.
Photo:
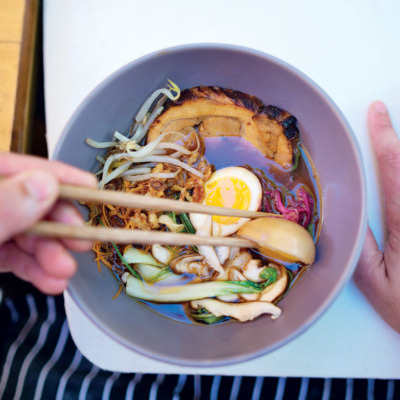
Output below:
[237,217,316,264]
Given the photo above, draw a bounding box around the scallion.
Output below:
[112,243,141,279]
[179,212,196,234]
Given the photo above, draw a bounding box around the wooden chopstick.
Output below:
[27,222,256,248]
[59,184,277,219]
[26,184,278,247]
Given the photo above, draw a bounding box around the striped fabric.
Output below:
[0,292,399,400]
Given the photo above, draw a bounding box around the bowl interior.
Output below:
[54,44,366,366]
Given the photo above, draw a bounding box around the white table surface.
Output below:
[43,0,400,378]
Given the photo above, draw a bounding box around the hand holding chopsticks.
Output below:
[0,153,98,295]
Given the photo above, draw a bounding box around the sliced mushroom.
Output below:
[226,251,252,270]
[196,215,225,276]
[148,86,299,169]
[198,246,224,276]
[190,299,281,322]
[169,254,212,278]
[242,259,264,282]
[227,266,245,281]
[215,245,230,265]
[260,264,288,302]
[229,247,241,261]
[151,244,174,265]
[225,267,260,301]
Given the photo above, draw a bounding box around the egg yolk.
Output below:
[204,177,251,225]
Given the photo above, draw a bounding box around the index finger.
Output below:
[0,152,97,187]
[368,101,400,237]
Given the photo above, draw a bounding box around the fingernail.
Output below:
[373,101,387,114]
[23,171,58,202]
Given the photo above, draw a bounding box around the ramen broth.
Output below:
[87,82,322,325]
[114,135,322,325]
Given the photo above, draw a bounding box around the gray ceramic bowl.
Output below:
[54,43,366,366]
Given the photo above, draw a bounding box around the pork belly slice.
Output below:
[148,86,299,169]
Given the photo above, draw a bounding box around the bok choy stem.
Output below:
[124,274,262,302]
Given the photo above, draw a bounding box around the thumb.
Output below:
[353,226,385,296]
[0,170,59,243]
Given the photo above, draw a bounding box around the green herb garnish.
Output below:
[191,308,225,325]
[165,244,177,253]
[169,212,177,224]
[152,266,171,283]
[111,243,141,279]
[260,266,278,287]
[179,212,196,234]
[225,280,263,293]
[96,216,141,279]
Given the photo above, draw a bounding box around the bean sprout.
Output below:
[124,171,179,182]
[135,80,180,123]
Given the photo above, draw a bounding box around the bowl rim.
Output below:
[53,42,368,367]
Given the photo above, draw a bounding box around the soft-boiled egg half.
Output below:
[190,167,262,237]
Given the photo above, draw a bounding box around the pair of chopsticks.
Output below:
[27,185,276,248]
